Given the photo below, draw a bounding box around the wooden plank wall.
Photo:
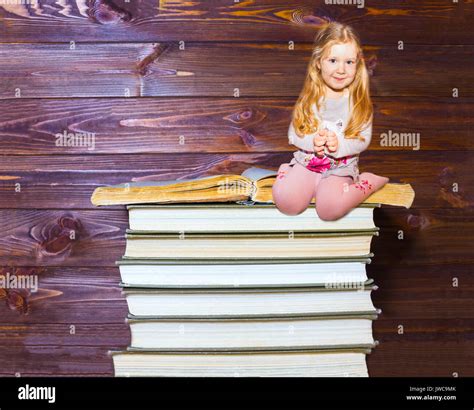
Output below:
[0,0,473,376]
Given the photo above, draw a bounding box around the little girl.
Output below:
[272,22,389,221]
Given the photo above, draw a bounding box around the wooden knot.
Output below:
[4,288,30,314]
[0,267,45,315]
[35,216,83,258]
[406,213,430,230]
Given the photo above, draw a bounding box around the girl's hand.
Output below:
[325,130,338,153]
[313,129,327,157]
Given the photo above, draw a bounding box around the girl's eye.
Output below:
[329,59,355,64]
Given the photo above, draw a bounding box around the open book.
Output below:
[91,166,415,208]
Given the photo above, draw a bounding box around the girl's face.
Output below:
[317,42,358,95]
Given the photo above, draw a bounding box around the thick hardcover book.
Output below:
[125,314,378,351]
[123,230,379,259]
[126,203,380,233]
[122,285,379,318]
[109,348,373,377]
[116,257,373,288]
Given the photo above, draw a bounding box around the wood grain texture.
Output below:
[0,340,472,376]
[0,97,472,155]
[0,210,127,266]
[0,0,471,44]
[0,208,473,267]
[0,324,129,346]
[0,320,472,346]
[0,267,127,322]
[367,341,474,376]
[0,265,472,322]
[374,320,474,342]
[1,240,473,377]
[369,264,474,319]
[1,44,472,98]
[1,0,472,378]
[0,346,116,376]
[0,151,472,209]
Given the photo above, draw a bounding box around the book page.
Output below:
[241,166,277,182]
[112,174,223,188]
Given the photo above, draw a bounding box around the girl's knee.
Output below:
[317,209,345,221]
[276,202,308,216]
[272,162,315,216]
[316,201,346,221]
[279,204,308,216]
[273,184,310,216]
[273,187,308,216]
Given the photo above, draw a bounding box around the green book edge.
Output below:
[118,281,374,290]
[126,203,382,210]
[125,230,380,239]
[126,310,380,321]
[118,254,375,263]
[125,228,380,235]
[126,313,379,323]
[116,255,373,265]
[120,282,376,293]
[123,344,377,353]
[108,346,375,356]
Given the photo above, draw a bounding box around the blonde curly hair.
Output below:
[291,22,373,142]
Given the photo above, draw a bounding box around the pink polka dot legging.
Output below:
[272,162,389,221]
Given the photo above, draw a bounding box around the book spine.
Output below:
[123,344,377,353]
[116,256,373,265]
[126,311,379,321]
[109,346,374,355]
[126,202,382,209]
[126,313,379,323]
[125,230,379,239]
[120,284,377,294]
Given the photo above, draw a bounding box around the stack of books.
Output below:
[94,167,414,377]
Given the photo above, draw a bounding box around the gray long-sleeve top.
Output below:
[287,89,373,180]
